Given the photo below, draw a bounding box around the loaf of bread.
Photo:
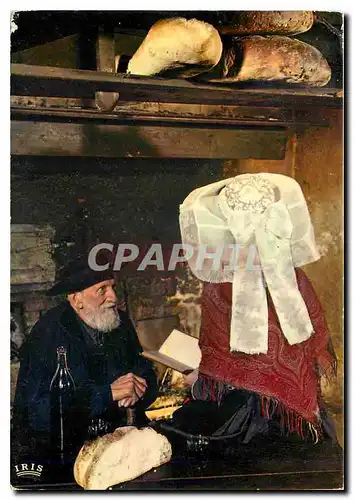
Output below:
[74,426,172,490]
[127,17,222,78]
[205,35,331,87]
[217,11,314,35]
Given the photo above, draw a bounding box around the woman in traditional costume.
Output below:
[165,173,338,446]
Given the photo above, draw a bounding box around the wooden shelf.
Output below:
[10,63,343,158]
[11,64,343,108]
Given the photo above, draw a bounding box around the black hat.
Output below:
[47,253,115,296]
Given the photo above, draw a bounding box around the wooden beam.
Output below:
[95,27,119,111]
[11,120,288,159]
[11,64,343,108]
[11,103,294,127]
[10,96,332,128]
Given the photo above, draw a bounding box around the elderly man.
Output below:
[13,256,158,450]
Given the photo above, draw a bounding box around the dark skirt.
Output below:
[155,382,338,457]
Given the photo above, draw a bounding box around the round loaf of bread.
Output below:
[74,426,172,490]
[205,35,331,87]
[127,17,223,78]
[217,11,314,35]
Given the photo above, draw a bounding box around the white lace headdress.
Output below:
[179,173,320,355]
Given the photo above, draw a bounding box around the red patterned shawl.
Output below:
[198,268,336,433]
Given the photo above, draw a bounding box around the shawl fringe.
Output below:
[259,394,322,443]
[196,373,323,443]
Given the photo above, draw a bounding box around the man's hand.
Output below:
[118,397,137,408]
[110,373,147,404]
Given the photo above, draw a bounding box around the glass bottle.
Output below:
[49,346,76,461]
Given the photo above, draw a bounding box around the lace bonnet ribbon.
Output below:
[179,173,321,354]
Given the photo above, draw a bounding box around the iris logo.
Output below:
[14,463,43,478]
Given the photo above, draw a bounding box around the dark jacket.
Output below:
[13,301,158,436]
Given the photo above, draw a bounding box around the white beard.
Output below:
[83,304,121,333]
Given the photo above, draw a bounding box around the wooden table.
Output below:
[11,434,344,491]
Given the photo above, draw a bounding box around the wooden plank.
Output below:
[114,101,290,122]
[116,471,343,491]
[10,96,292,123]
[11,120,288,159]
[223,135,296,178]
[10,96,332,127]
[11,104,294,128]
[11,96,91,109]
[11,64,343,108]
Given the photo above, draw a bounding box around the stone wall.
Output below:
[294,109,344,424]
[11,156,220,349]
